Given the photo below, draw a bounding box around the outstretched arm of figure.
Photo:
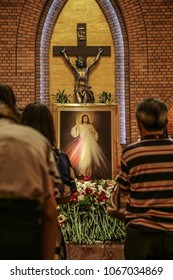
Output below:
[61,47,76,70]
[87,47,103,71]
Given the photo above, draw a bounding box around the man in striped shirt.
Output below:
[117,97,173,259]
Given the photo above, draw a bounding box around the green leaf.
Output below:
[59,179,125,244]
[51,89,71,103]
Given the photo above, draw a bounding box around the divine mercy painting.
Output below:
[52,103,120,180]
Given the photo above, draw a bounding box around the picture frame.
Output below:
[52,103,120,180]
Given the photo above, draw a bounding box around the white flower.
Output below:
[78,194,85,201]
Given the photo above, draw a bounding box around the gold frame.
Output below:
[52,103,120,179]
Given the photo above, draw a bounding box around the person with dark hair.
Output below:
[0,84,20,119]
[0,100,58,260]
[21,102,76,259]
[0,84,16,108]
[21,102,76,201]
[110,97,173,259]
[21,102,55,147]
[61,47,103,103]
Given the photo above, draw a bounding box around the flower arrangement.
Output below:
[58,179,125,244]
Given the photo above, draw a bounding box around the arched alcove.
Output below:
[5,0,153,144]
[39,0,126,144]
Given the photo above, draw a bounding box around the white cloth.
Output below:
[66,123,109,178]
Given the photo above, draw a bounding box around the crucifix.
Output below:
[53,23,111,103]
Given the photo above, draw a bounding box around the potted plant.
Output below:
[98,91,113,104]
[52,89,71,103]
[58,179,125,259]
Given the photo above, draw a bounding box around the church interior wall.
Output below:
[49,0,115,105]
[0,0,173,144]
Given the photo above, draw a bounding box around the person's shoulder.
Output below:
[9,124,50,146]
[122,141,141,154]
[23,125,51,145]
[15,124,44,137]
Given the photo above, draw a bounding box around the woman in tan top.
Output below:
[0,100,58,259]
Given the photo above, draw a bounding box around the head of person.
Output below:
[0,84,16,108]
[136,98,168,137]
[0,84,20,121]
[76,57,86,69]
[0,100,19,123]
[21,102,55,146]
[81,114,89,124]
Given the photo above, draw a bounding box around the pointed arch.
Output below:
[38,0,126,143]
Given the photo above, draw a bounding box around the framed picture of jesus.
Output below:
[52,103,120,180]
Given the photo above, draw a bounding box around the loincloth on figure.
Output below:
[74,85,95,103]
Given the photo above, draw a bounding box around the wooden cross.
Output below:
[53,23,111,61]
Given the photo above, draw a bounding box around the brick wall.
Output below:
[0,0,173,143]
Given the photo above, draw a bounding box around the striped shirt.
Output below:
[117,134,173,232]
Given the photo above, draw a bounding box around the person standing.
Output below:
[0,100,58,260]
[21,102,76,259]
[110,97,173,259]
[21,102,76,204]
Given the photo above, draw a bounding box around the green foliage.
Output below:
[98,91,113,104]
[52,89,71,103]
[58,180,125,244]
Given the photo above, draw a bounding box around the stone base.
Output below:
[66,242,124,260]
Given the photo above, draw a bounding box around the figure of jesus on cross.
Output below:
[60,46,103,103]
[53,23,111,103]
